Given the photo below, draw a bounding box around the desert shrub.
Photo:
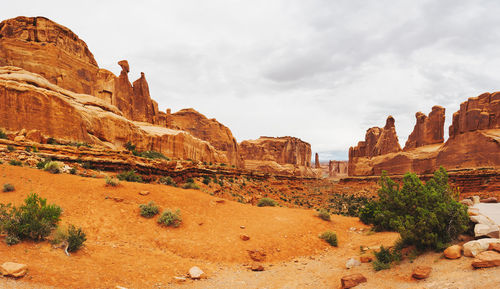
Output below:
[116,170,143,183]
[2,193,61,242]
[135,150,169,160]
[186,177,194,183]
[257,198,277,207]
[69,142,91,148]
[3,183,15,192]
[182,182,200,190]
[157,209,181,227]
[25,146,31,152]
[7,145,15,152]
[105,176,119,187]
[159,176,175,186]
[124,141,136,151]
[8,159,22,166]
[81,162,94,170]
[44,161,60,174]
[139,202,160,218]
[372,246,401,271]
[327,193,373,217]
[46,137,58,145]
[319,231,338,246]
[5,235,20,246]
[0,129,7,139]
[69,167,77,175]
[36,158,50,169]
[67,225,87,252]
[317,208,331,221]
[359,167,469,250]
[202,176,211,185]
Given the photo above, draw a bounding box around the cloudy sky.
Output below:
[2,0,500,160]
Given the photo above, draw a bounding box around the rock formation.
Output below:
[239,137,313,176]
[315,153,320,168]
[167,108,243,167]
[0,16,244,167]
[404,106,445,150]
[348,94,500,176]
[328,161,348,177]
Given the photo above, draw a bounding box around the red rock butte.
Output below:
[348,93,500,176]
[0,16,316,175]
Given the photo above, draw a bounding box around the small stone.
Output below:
[444,245,462,259]
[250,264,264,271]
[188,266,204,279]
[341,273,367,288]
[240,234,250,241]
[0,262,28,278]
[460,199,474,207]
[489,243,500,252]
[346,258,361,269]
[216,199,225,204]
[112,197,124,202]
[248,250,266,262]
[468,209,479,216]
[480,197,498,203]
[173,276,187,282]
[139,191,150,196]
[240,225,245,229]
[472,251,500,268]
[14,135,25,142]
[412,266,432,279]
[360,255,373,263]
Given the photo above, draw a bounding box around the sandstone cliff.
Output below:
[0,67,227,163]
[0,16,243,167]
[239,137,313,176]
[348,94,500,176]
[404,106,445,150]
[329,160,348,178]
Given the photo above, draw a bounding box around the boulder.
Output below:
[250,263,264,271]
[240,234,250,241]
[474,224,500,238]
[481,197,498,203]
[468,208,480,216]
[464,239,500,257]
[472,196,480,204]
[0,262,28,277]
[340,273,367,289]
[470,215,496,226]
[188,266,204,279]
[460,199,474,207]
[346,258,361,269]
[13,135,25,142]
[444,245,462,259]
[411,266,432,279]
[488,243,500,252]
[471,251,500,268]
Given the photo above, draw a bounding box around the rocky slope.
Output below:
[348,93,500,176]
[239,136,313,176]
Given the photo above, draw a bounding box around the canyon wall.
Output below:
[348,94,500,176]
[239,136,313,176]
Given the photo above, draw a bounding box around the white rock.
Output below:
[472,196,480,204]
[346,258,361,269]
[475,224,500,238]
[464,238,500,257]
[188,266,204,279]
[470,215,496,226]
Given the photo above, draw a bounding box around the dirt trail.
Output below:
[0,164,498,288]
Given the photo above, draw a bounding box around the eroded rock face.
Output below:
[404,106,445,150]
[328,160,348,177]
[0,67,226,163]
[168,108,243,167]
[449,92,500,137]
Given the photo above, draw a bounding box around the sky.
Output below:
[2,0,500,161]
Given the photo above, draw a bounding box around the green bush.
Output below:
[182,182,200,190]
[0,129,7,139]
[139,202,160,218]
[8,159,22,166]
[1,193,62,242]
[359,167,469,250]
[134,150,169,160]
[159,176,175,186]
[44,161,61,174]
[3,183,15,192]
[69,167,77,175]
[36,158,50,169]
[157,209,181,227]
[372,246,401,271]
[67,225,87,252]
[317,208,331,221]
[7,145,15,152]
[319,231,338,246]
[46,137,58,145]
[116,170,143,183]
[105,176,119,187]
[202,176,211,185]
[186,177,194,183]
[257,198,277,207]
[124,141,136,151]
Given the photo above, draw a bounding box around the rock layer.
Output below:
[404,106,445,150]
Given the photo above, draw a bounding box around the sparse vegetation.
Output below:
[202,176,211,185]
[105,176,119,187]
[317,208,331,221]
[182,182,200,190]
[159,176,176,186]
[116,170,143,183]
[0,193,62,244]
[125,142,168,160]
[319,231,338,246]
[69,167,77,174]
[3,183,15,192]
[0,129,7,139]
[82,162,94,170]
[139,202,160,218]
[359,167,469,250]
[257,197,277,207]
[51,224,87,253]
[9,159,22,166]
[157,209,182,227]
[372,246,401,271]
[7,145,15,151]
[44,161,61,174]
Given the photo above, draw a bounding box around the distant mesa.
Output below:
[348,94,500,176]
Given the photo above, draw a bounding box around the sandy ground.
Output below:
[0,164,498,288]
